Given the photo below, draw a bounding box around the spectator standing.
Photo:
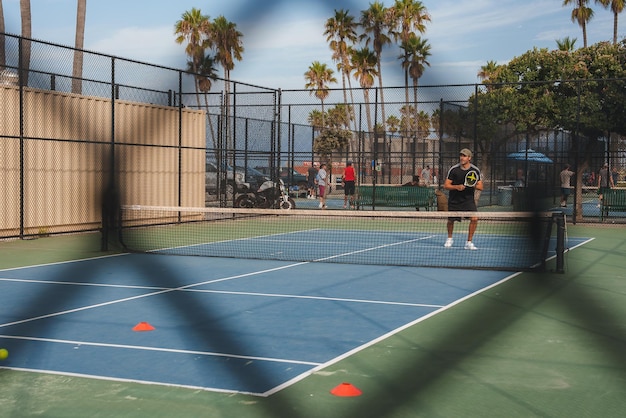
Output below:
[597,163,614,207]
[611,167,620,186]
[307,163,318,199]
[559,164,575,207]
[342,161,356,209]
[421,165,432,185]
[316,163,328,209]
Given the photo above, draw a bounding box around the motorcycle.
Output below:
[234,179,296,210]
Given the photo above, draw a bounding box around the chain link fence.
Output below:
[1,34,625,242]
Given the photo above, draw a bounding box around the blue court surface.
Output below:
[0,240,587,396]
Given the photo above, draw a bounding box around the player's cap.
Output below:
[603,162,608,167]
[460,148,472,158]
[347,160,353,165]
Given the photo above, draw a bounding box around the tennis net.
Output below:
[119,206,566,272]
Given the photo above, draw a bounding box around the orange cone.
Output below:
[132,321,155,331]
[330,382,362,397]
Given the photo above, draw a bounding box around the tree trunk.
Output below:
[72,0,87,94]
[0,0,6,68]
[20,0,31,86]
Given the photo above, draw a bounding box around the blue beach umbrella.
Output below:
[506,149,553,164]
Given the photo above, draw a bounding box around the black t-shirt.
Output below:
[446,163,481,210]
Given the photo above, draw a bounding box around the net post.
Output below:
[539,213,554,272]
[101,182,120,252]
[554,212,565,273]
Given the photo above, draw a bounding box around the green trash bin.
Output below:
[498,186,512,206]
[512,187,528,210]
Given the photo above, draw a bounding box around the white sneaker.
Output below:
[465,241,477,250]
[444,238,453,248]
[319,202,323,208]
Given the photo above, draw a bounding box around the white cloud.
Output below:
[425,0,563,51]
[245,17,326,51]
[87,25,182,66]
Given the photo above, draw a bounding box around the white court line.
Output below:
[3,232,578,395]
[0,234,440,330]
[262,271,524,397]
[0,334,321,366]
[0,277,443,309]
[0,252,129,272]
[0,232,442,329]
[0,262,309,329]
[0,276,166,291]
[1,366,260,396]
[314,234,437,263]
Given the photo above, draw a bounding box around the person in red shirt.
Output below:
[342,160,356,209]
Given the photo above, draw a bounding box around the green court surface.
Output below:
[0,223,625,418]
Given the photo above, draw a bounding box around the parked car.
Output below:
[254,166,309,197]
[206,161,248,198]
[334,174,343,190]
[0,69,18,86]
[234,166,270,190]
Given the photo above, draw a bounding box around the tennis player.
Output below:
[443,148,483,250]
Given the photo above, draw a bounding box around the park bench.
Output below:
[600,188,626,221]
[356,185,435,211]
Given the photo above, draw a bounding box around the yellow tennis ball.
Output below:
[0,348,8,360]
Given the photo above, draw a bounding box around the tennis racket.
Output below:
[464,171,479,187]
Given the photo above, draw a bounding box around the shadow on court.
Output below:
[1,228,625,417]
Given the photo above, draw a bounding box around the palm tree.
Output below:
[399,103,417,169]
[596,0,626,44]
[477,60,501,91]
[389,0,431,106]
[350,48,378,135]
[399,34,430,163]
[415,110,431,140]
[386,115,400,137]
[174,8,212,111]
[175,9,218,159]
[478,60,499,81]
[189,52,218,149]
[71,0,87,94]
[563,0,594,47]
[211,16,244,87]
[210,15,244,153]
[555,36,578,51]
[399,104,417,139]
[175,8,212,73]
[400,34,431,109]
[324,9,358,134]
[20,0,31,85]
[307,109,326,133]
[0,1,6,69]
[326,104,352,129]
[430,110,440,138]
[195,54,218,92]
[360,1,393,131]
[304,61,337,126]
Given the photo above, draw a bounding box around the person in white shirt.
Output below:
[316,163,328,209]
[559,164,574,207]
[421,165,431,185]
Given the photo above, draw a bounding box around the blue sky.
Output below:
[2,0,619,89]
